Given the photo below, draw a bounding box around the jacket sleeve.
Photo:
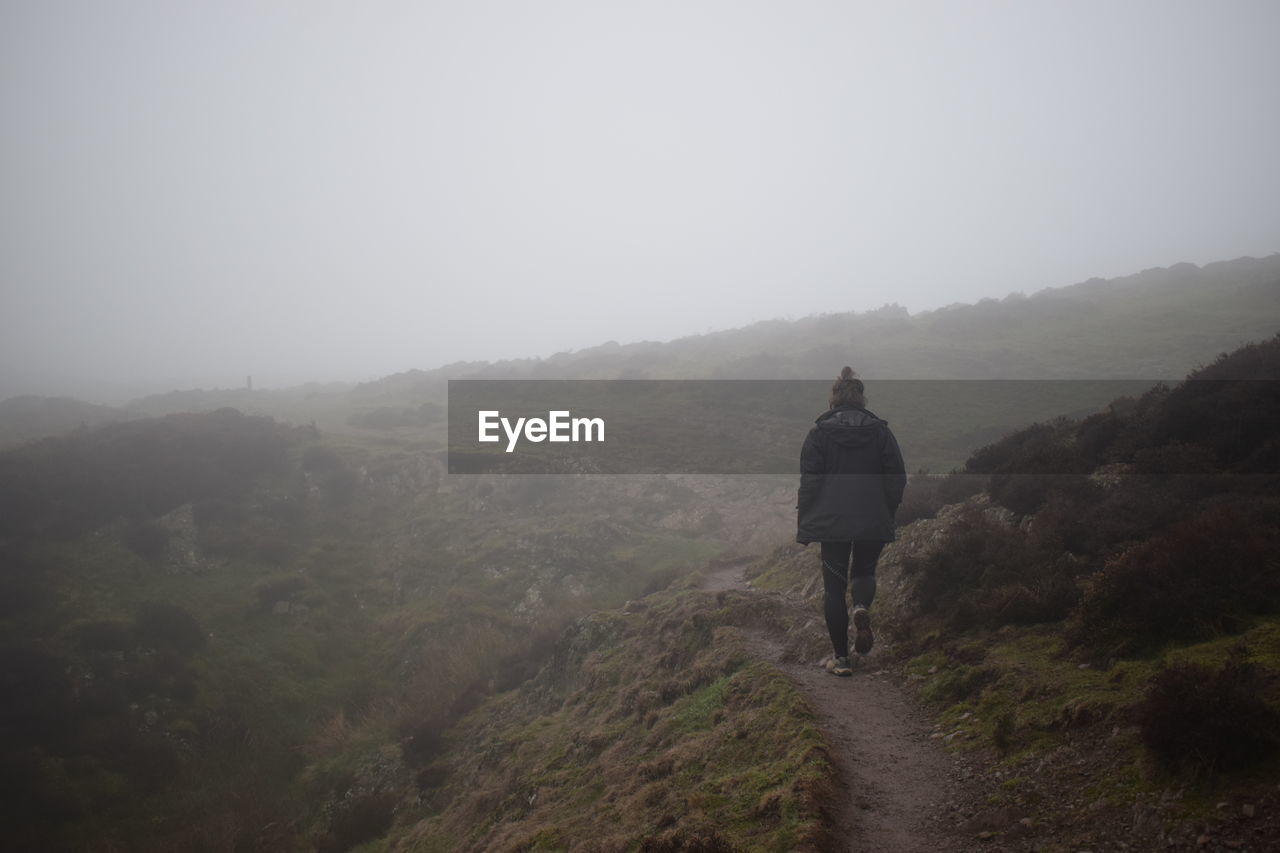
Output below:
[881,426,907,514]
[797,428,824,515]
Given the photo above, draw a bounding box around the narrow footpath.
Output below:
[701,563,986,853]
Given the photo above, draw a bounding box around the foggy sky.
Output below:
[3,1,1278,403]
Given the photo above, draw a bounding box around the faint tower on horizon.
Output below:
[246,375,253,392]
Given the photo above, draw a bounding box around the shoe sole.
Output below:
[832,663,852,677]
[853,609,874,655]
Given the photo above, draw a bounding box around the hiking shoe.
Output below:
[852,606,874,655]
[831,656,853,677]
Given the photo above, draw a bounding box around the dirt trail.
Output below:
[701,563,980,853]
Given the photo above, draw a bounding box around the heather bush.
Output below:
[901,507,1082,631]
[134,602,206,655]
[112,730,183,792]
[124,649,198,702]
[895,472,986,525]
[966,419,1093,515]
[1151,382,1280,469]
[71,619,133,653]
[122,519,169,562]
[0,645,74,741]
[1093,337,1280,473]
[1067,502,1280,657]
[1137,648,1279,780]
[989,470,1094,519]
[198,513,297,563]
[0,408,298,541]
[315,791,397,853]
[1028,478,1186,557]
[192,497,247,529]
[302,445,345,473]
[319,466,359,504]
[965,421,1060,476]
[1075,404,1129,464]
[254,575,311,610]
[1188,334,1280,381]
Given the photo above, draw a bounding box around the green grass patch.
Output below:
[672,675,732,733]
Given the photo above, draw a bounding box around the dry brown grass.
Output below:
[392,589,834,852]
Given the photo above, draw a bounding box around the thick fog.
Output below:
[2,1,1278,403]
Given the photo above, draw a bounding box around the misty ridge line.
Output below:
[3,254,1277,414]
[334,256,1280,386]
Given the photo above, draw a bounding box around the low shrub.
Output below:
[198,514,297,563]
[254,575,311,610]
[302,445,346,473]
[401,717,448,767]
[901,507,1082,631]
[966,419,1095,516]
[122,519,170,562]
[192,498,246,529]
[1027,478,1183,557]
[1067,502,1280,657]
[1137,648,1280,781]
[0,408,297,541]
[1130,440,1219,476]
[0,645,74,741]
[315,791,397,853]
[966,421,1060,476]
[114,731,184,792]
[71,619,133,653]
[134,602,205,655]
[895,472,986,525]
[320,468,359,504]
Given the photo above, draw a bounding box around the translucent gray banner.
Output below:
[446,379,1191,475]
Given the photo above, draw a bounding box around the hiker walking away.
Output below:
[796,367,907,676]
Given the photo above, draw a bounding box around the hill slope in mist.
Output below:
[362,254,1280,387]
[745,334,1280,849]
[402,335,1280,851]
[0,406,772,850]
[0,395,136,449]
[71,253,1278,435]
[2,330,1278,849]
[3,255,1275,451]
[265,331,1277,852]
[1,254,1279,850]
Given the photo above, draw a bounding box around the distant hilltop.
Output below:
[5,254,1277,442]
[0,395,137,448]
[360,253,1280,388]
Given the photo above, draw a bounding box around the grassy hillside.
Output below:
[373,338,1280,852]
[0,413,749,851]
[393,582,832,852]
[749,335,1280,848]
[2,256,1278,850]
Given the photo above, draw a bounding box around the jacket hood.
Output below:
[814,406,887,427]
[814,406,887,448]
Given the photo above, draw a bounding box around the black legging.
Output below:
[821,540,885,658]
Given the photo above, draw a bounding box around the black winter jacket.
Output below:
[796,406,907,544]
